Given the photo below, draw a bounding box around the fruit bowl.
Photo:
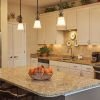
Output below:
[29,73,53,80]
[28,66,53,81]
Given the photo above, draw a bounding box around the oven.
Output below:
[93,64,100,79]
[38,58,49,67]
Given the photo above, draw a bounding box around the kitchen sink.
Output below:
[60,57,77,61]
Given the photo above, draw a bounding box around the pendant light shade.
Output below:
[17,23,24,30]
[33,0,41,29]
[34,19,41,28]
[17,0,24,30]
[57,0,66,26]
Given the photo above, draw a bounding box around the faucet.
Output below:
[67,47,74,59]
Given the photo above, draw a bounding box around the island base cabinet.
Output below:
[67,87,100,100]
[34,96,65,100]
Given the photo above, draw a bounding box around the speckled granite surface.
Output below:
[0,67,100,97]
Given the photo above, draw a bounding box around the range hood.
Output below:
[56,26,67,31]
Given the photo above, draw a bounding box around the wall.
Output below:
[8,2,38,65]
[37,30,100,58]
[1,0,8,67]
[52,31,100,58]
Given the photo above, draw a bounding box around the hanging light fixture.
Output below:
[57,0,66,26]
[33,0,41,29]
[17,0,24,30]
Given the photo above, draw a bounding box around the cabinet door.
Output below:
[90,5,100,44]
[64,9,77,30]
[69,87,100,100]
[57,62,69,72]
[69,63,81,76]
[77,7,90,45]
[30,58,38,67]
[81,71,94,79]
[81,65,94,78]
[37,15,45,44]
[8,24,14,67]
[50,60,59,70]
[81,65,94,72]
[44,12,57,44]
[13,24,26,67]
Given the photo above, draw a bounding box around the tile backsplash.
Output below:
[52,31,100,58]
[37,30,100,58]
[52,44,100,58]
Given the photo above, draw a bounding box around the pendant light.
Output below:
[33,0,41,29]
[17,0,24,30]
[57,0,66,26]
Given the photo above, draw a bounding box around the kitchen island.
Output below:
[0,67,100,100]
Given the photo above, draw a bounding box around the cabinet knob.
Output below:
[80,72,83,76]
[87,40,90,44]
[14,56,18,58]
[10,56,13,58]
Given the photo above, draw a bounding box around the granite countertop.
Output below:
[0,67,100,97]
[30,54,98,66]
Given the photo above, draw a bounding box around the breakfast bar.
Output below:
[0,67,100,100]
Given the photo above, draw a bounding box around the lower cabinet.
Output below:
[81,65,94,78]
[30,59,94,79]
[69,63,81,76]
[30,58,38,67]
[68,87,100,100]
[50,60,94,79]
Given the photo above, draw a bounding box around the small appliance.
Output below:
[92,52,100,63]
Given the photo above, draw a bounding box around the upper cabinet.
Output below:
[90,5,100,44]
[44,12,59,44]
[77,3,100,45]
[64,9,77,30]
[37,3,100,45]
[37,12,64,44]
[37,15,46,44]
[77,7,90,45]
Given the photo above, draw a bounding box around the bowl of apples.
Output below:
[28,66,53,81]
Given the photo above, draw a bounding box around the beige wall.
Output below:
[52,31,100,58]
[37,30,100,58]
[1,0,8,67]
[8,2,38,65]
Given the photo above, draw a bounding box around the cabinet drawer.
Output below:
[82,65,94,72]
[31,58,38,62]
[69,69,81,76]
[81,71,94,79]
[31,58,38,66]
[50,60,59,66]
[57,66,69,72]
[57,62,70,67]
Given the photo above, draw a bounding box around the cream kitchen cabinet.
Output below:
[81,65,94,79]
[50,60,69,72]
[37,12,64,44]
[37,15,46,44]
[44,12,58,44]
[69,63,82,76]
[77,7,90,45]
[90,5,100,44]
[8,23,26,67]
[64,9,77,30]
[50,60,94,79]
[30,58,38,67]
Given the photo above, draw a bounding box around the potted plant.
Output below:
[81,0,91,5]
[37,46,52,57]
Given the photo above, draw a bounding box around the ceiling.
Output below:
[8,0,67,7]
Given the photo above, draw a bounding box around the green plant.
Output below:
[81,0,91,5]
[57,2,70,9]
[45,6,57,13]
[37,46,52,56]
